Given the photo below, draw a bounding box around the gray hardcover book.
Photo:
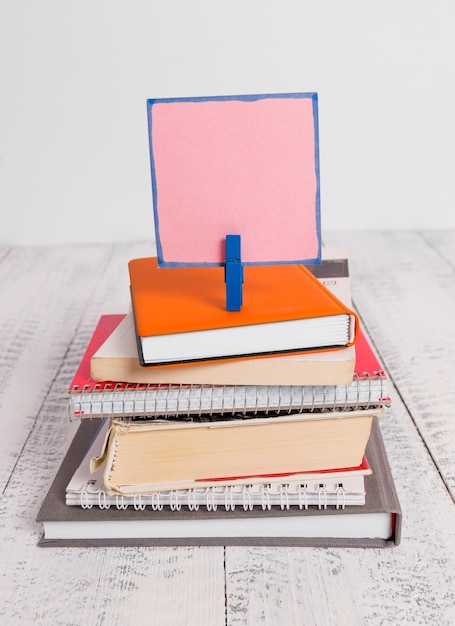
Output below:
[37,417,402,548]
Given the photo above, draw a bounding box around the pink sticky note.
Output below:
[147,93,321,266]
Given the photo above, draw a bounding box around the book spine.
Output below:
[69,378,391,420]
[70,483,365,511]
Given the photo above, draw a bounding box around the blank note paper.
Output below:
[147,93,321,266]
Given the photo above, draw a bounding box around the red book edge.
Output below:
[195,455,371,483]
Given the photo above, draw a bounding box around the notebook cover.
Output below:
[37,418,402,548]
[129,257,358,340]
[69,314,127,392]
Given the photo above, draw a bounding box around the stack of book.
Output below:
[37,249,402,547]
[38,92,401,547]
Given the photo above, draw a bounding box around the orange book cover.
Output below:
[129,258,359,366]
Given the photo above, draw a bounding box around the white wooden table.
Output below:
[1,231,454,625]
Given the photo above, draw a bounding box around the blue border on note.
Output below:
[146,92,321,267]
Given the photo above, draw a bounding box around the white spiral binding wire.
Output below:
[261,484,271,511]
[280,485,290,510]
[224,487,235,512]
[298,486,308,510]
[80,489,92,509]
[151,491,163,511]
[243,486,253,511]
[317,484,327,510]
[187,489,199,511]
[69,374,391,420]
[115,494,128,510]
[75,483,352,511]
[336,485,346,509]
[97,489,109,510]
[133,494,146,511]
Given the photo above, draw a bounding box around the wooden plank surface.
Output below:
[225,386,455,626]
[324,230,455,499]
[1,233,454,625]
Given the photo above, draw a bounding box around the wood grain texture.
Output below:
[225,392,455,626]
[0,244,111,493]
[1,234,455,625]
[324,230,455,500]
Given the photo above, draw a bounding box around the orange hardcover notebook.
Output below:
[129,257,359,366]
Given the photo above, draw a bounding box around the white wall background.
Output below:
[1,1,454,246]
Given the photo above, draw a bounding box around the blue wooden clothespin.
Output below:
[225,234,243,311]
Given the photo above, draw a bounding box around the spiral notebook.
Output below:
[68,324,389,420]
[37,417,402,547]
